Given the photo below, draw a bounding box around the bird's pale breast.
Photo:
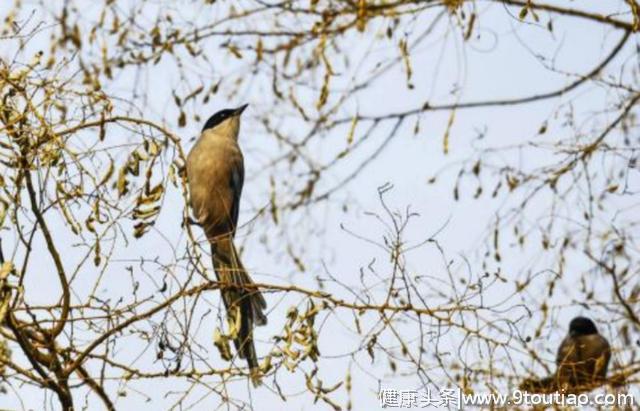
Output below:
[187,132,244,238]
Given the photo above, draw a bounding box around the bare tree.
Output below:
[0,1,638,409]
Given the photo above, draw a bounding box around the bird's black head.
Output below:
[202,104,248,132]
[569,317,598,337]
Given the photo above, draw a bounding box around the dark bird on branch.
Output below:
[186,104,267,385]
[521,316,611,394]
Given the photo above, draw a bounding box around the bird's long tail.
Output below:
[211,235,267,384]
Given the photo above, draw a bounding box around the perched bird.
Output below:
[521,316,611,393]
[555,316,611,390]
[186,104,267,384]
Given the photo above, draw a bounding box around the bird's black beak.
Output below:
[234,104,249,116]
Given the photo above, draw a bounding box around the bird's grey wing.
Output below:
[229,154,244,231]
[584,334,611,378]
